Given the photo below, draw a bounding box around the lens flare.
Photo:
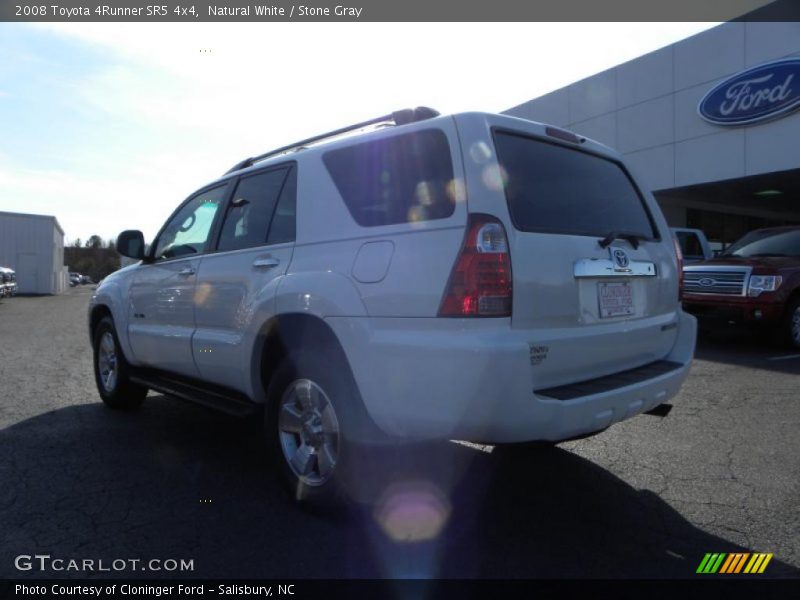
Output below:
[481,165,508,191]
[194,282,212,306]
[415,181,435,206]
[446,178,466,204]
[374,481,451,543]
[469,141,493,164]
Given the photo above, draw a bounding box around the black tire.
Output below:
[784,297,800,350]
[92,316,147,410]
[265,349,387,507]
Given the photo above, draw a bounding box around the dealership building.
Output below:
[505,20,800,251]
[0,211,68,294]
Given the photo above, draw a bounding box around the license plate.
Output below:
[598,282,634,318]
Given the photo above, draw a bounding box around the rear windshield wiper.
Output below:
[598,231,646,250]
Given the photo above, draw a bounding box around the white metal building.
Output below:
[0,211,67,294]
[505,21,800,250]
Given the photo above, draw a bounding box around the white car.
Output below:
[671,227,713,263]
[89,108,696,503]
[0,267,16,297]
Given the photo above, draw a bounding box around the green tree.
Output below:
[85,235,103,249]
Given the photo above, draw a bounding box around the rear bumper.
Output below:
[327,311,696,443]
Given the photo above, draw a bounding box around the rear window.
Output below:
[323,129,455,227]
[493,131,656,239]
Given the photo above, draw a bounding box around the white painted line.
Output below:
[767,353,800,361]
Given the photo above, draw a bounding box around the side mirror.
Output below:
[117,230,146,260]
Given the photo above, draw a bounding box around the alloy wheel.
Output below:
[97,332,118,393]
[278,379,340,486]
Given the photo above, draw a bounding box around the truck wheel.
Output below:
[786,298,800,350]
[265,349,383,507]
[92,316,147,410]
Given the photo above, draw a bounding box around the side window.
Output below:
[153,186,226,260]
[217,168,289,252]
[267,167,296,245]
[323,129,456,227]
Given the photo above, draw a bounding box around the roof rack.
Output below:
[224,106,440,175]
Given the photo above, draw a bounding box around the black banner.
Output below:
[2,579,799,600]
[2,0,800,23]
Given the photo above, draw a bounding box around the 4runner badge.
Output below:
[529,345,549,366]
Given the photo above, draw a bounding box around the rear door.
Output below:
[192,164,296,393]
[458,116,680,388]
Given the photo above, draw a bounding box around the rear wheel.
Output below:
[266,349,385,507]
[278,378,341,489]
[92,316,147,410]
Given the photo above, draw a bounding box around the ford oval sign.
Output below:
[698,58,800,126]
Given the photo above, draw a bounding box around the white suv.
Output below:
[89,108,696,503]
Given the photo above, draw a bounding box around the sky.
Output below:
[0,22,719,244]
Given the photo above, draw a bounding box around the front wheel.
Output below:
[92,316,147,410]
[785,298,800,350]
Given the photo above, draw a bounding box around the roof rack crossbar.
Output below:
[224,106,439,175]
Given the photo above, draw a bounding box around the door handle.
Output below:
[178,267,195,276]
[253,257,280,269]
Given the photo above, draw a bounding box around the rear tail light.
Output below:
[438,214,512,317]
[673,235,684,302]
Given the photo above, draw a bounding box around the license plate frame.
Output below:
[597,281,635,318]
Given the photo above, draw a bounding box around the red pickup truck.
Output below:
[682,226,800,348]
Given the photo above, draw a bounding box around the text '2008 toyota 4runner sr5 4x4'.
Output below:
[89,108,696,504]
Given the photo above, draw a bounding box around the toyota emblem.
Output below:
[611,248,630,269]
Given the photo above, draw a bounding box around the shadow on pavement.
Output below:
[694,327,800,376]
[1,394,797,579]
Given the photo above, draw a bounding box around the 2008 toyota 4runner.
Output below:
[89,108,696,503]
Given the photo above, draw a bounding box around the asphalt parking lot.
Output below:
[0,287,798,579]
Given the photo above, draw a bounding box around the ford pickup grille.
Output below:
[683,269,747,296]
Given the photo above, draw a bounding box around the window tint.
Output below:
[323,129,455,227]
[154,186,225,260]
[723,229,800,258]
[494,131,656,238]
[218,168,290,252]
[267,168,296,244]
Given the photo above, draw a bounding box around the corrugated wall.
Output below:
[0,212,62,294]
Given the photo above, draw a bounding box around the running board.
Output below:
[129,370,258,417]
